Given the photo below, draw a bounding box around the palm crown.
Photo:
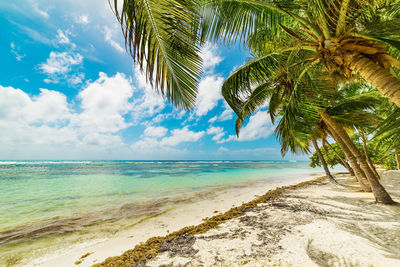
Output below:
[202,0,400,106]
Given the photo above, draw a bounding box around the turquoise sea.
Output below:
[0,160,327,264]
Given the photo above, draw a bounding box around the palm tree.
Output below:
[221,50,394,202]
[374,106,400,170]
[321,111,394,203]
[323,138,355,176]
[201,0,400,107]
[311,136,337,184]
[359,128,380,178]
[326,126,371,191]
[110,0,202,109]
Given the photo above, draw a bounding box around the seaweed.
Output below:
[75,252,93,265]
[94,176,327,267]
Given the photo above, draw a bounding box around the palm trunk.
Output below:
[321,139,333,162]
[349,53,400,108]
[327,127,371,192]
[322,112,395,204]
[311,136,338,185]
[325,139,355,176]
[396,148,400,170]
[359,129,380,179]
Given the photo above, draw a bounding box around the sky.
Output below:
[0,0,308,160]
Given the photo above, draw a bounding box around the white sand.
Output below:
[147,171,400,267]
[27,173,323,267]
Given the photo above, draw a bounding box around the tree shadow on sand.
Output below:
[306,239,362,267]
[305,193,400,261]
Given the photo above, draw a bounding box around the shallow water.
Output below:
[0,160,328,264]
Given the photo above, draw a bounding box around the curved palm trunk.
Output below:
[349,54,400,108]
[396,149,400,170]
[311,136,338,185]
[325,139,355,176]
[322,112,395,204]
[321,140,333,162]
[359,129,380,179]
[327,127,371,192]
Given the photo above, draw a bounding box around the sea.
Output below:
[0,160,328,265]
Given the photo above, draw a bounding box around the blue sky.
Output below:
[0,0,308,160]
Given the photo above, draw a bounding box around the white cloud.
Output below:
[218,108,234,121]
[39,51,84,85]
[0,86,71,125]
[208,101,234,124]
[207,126,225,142]
[77,72,133,133]
[131,66,166,123]
[191,44,225,118]
[31,2,49,19]
[76,14,90,24]
[68,73,85,85]
[195,76,224,117]
[0,73,137,157]
[56,29,72,45]
[10,42,26,61]
[215,146,278,157]
[81,133,124,148]
[160,127,205,146]
[0,85,76,147]
[144,126,168,138]
[131,137,159,150]
[40,51,83,75]
[143,110,186,126]
[201,43,223,72]
[220,110,274,142]
[132,126,205,151]
[104,26,124,53]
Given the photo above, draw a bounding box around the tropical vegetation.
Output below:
[111,0,400,204]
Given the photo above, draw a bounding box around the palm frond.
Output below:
[200,0,296,45]
[235,82,274,135]
[326,94,382,115]
[222,52,286,114]
[112,0,202,109]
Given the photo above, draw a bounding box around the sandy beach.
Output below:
[24,172,324,267]
[142,171,400,267]
[14,170,399,266]
[99,171,399,267]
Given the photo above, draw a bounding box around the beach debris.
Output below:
[158,234,198,257]
[74,251,93,265]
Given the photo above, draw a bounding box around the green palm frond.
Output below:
[199,0,313,45]
[112,0,202,109]
[374,107,400,150]
[222,52,286,114]
[234,82,274,135]
[247,26,293,55]
[331,111,381,129]
[326,94,382,115]
[275,112,312,156]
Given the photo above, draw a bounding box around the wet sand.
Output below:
[18,173,324,266]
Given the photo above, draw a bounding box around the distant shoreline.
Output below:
[0,159,309,163]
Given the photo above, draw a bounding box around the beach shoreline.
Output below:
[127,170,400,267]
[8,169,399,267]
[20,171,326,267]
